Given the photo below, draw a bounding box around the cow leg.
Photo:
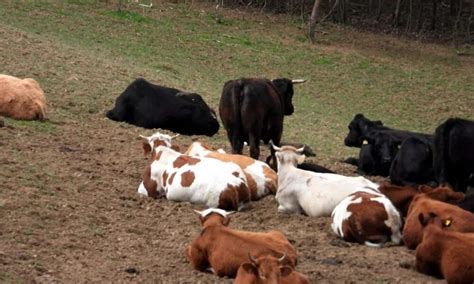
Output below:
[248,133,260,160]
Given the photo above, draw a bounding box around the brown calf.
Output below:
[0,74,47,120]
[234,254,310,284]
[403,191,473,249]
[185,209,297,278]
[416,213,474,283]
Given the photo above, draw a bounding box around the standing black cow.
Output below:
[106,78,219,136]
[390,137,436,186]
[219,78,305,159]
[433,118,474,192]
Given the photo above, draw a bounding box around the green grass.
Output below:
[0,1,472,159]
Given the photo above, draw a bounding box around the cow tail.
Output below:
[433,119,452,185]
[231,81,244,130]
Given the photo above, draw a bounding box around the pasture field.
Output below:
[0,0,472,282]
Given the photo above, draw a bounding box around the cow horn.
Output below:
[193,210,203,215]
[278,252,287,263]
[296,146,305,154]
[248,253,258,265]
[170,134,180,139]
[270,141,281,151]
[291,79,306,84]
[139,134,149,142]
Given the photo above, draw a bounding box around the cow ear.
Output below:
[374,120,384,126]
[280,265,293,277]
[142,142,152,155]
[297,154,306,165]
[418,185,432,193]
[241,263,258,275]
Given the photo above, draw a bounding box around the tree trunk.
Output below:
[394,0,402,26]
[308,0,324,42]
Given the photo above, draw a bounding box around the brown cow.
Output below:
[185,209,297,278]
[0,74,47,120]
[416,213,474,283]
[234,254,310,284]
[403,191,472,249]
[219,78,305,159]
[378,183,466,217]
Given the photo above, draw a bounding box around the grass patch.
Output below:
[102,10,152,23]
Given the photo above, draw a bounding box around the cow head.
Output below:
[194,208,235,227]
[176,92,219,136]
[266,141,315,171]
[371,132,400,175]
[271,78,305,116]
[140,132,180,157]
[418,185,465,203]
[240,253,293,284]
[344,113,384,147]
[271,142,306,169]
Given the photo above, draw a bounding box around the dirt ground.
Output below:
[0,23,445,283]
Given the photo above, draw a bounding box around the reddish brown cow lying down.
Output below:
[0,74,47,120]
[416,213,474,283]
[185,209,297,278]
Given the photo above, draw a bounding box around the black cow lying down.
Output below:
[343,113,433,177]
[106,78,219,136]
[434,118,474,193]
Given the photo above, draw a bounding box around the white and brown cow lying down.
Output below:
[185,141,277,200]
[416,213,474,283]
[331,191,403,247]
[234,254,310,284]
[138,145,250,211]
[0,74,47,120]
[185,209,297,278]
[272,144,380,217]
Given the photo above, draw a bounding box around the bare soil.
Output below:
[0,22,443,283]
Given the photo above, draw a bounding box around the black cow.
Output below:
[357,132,400,176]
[106,78,219,136]
[344,113,432,147]
[390,137,436,186]
[433,118,474,192]
[219,78,305,159]
[265,142,334,174]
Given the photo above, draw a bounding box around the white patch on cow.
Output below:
[150,146,248,209]
[331,196,362,238]
[371,196,403,245]
[244,162,269,197]
[198,208,231,218]
[216,148,226,154]
[137,181,148,196]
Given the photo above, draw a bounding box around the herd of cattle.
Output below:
[2,73,474,283]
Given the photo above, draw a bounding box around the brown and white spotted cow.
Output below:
[185,141,277,200]
[138,145,250,211]
[331,191,403,247]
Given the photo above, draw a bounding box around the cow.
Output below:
[265,142,334,174]
[344,113,432,148]
[403,191,472,250]
[331,191,402,247]
[106,78,219,136]
[389,137,435,186]
[433,118,474,192]
[219,77,305,159]
[357,132,400,177]
[0,74,47,121]
[415,213,474,283]
[234,254,310,284]
[138,146,250,211]
[185,209,297,278]
[272,144,380,217]
[185,141,277,200]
